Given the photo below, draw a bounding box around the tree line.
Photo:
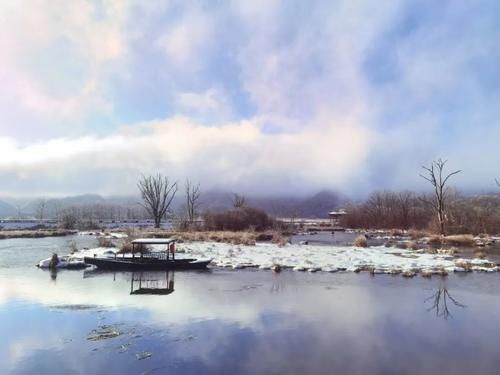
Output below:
[342,159,500,235]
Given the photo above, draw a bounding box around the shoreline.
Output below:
[0,229,78,239]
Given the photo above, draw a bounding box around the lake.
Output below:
[1,236,500,374]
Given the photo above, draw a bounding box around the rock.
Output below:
[388,269,402,275]
[401,271,416,278]
[433,268,448,276]
[271,264,282,273]
[421,269,433,278]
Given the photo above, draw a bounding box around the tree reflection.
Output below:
[425,284,465,319]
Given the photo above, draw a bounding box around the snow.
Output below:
[77,231,128,239]
[174,242,497,273]
[74,241,499,274]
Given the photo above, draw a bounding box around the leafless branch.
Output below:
[137,174,178,228]
[232,193,246,208]
[425,286,466,320]
[420,159,461,235]
[185,179,202,224]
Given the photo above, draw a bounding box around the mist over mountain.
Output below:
[0,200,16,218]
[0,190,345,219]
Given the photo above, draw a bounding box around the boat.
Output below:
[84,238,211,271]
[38,254,89,270]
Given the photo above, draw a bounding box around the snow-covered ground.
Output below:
[78,231,128,238]
[76,242,498,274]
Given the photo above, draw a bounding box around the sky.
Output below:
[0,0,499,197]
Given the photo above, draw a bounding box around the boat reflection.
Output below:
[82,269,176,296]
[425,283,466,319]
[130,271,175,295]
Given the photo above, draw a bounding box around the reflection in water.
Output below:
[130,271,175,295]
[425,284,466,319]
[3,234,500,375]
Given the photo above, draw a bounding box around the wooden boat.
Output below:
[84,238,211,271]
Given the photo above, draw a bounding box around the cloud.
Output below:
[0,0,128,133]
[1,0,500,196]
[0,116,371,195]
[155,10,213,68]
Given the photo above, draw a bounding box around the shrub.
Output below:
[97,236,116,248]
[353,235,368,248]
[203,207,274,232]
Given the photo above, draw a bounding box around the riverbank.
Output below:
[0,229,78,239]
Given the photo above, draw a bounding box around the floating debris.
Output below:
[116,344,130,353]
[87,325,122,341]
[136,351,153,360]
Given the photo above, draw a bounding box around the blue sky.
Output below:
[0,0,499,196]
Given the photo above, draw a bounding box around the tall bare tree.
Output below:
[36,198,47,222]
[232,193,246,208]
[397,191,414,230]
[185,179,201,224]
[420,159,461,235]
[138,174,178,228]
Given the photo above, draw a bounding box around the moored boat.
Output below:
[84,238,211,271]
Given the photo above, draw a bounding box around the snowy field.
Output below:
[76,241,499,274]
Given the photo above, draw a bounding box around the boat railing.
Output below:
[141,252,170,260]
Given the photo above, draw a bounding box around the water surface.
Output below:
[1,237,500,374]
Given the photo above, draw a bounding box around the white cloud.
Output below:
[0,0,128,123]
[0,116,371,195]
[174,88,233,122]
[155,11,213,67]
[1,0,499,195]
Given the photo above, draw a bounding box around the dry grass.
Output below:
[353,235,368,248]
[389,229,404,237]
[409,229,430,240]
[428,235,443,247]
[443,234,476,247]
[108,228,289,246]
[97,236,116,248]
[407,240,419,250]
[0,229,77,240]
[474,249,486,259]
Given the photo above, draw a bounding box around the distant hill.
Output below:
[200,189,344,218]
[0,200,17,218]
[0,190,344,219]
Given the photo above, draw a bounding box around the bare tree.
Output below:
[397,191,413,230]
[420,159,461,235]
[185,179,201,224]
[15,204,23,220]
[425,286,465,320]
[496,178,500,188]
[36,198,47,222]
[232,193,246,208]
[138,174,178,228]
